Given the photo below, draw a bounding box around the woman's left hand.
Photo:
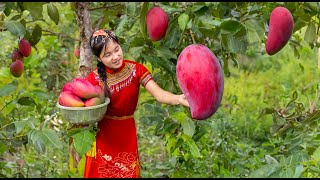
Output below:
[178,94,189,107]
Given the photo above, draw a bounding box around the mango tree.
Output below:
[0,2,319,178]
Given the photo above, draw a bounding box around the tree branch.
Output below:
[88,4,122,11]
[42,29,80,41]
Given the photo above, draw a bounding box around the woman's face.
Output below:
[99,40,123,69]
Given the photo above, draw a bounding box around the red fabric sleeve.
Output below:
[85,69,100,86]
[136,63,153,87]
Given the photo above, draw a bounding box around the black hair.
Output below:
[89,29,120,98]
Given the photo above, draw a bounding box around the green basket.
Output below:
[56,98,110,125]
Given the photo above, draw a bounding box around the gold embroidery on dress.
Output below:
[97,149,140,178]
[93,63,137,94]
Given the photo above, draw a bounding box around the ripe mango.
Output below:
[146,6,168,41]
[58,91,84,107]
[10,60,24,77]
[71,78,99,99]
[84,97,102,107]
[266,6,294,55]
[19,38,32,57]
[176,44,224,120]
[74,48,80,59]
[62,82,73,92]
[94,85,105,102]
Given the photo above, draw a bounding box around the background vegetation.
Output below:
[0,2,320,178]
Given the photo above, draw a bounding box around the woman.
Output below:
[83,29,189,178]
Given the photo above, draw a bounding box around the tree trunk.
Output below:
[69,2,93,173]
[318,48,320,69]
[75,2,93,78]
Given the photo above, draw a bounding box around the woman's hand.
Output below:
[178,94,189,107]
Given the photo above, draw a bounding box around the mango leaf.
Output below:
[4,21,26,37]
[155,47,177,60]
[115,14,128,35]
[13,121,27,134]
[293,164,304,178]
[47,3,59,25]
[166,136,177,153]
[17,97,36,106]
[0,81,18,96]
[250,164,281,178]
[304,22,316,46]
[72,130,95,157]
[312,145,320,161]
[23,2,45,19]
[126,2,136,16]
[29,23,42,46]
[32,90,52,100]
[178,13,189,31]
[293,19,306,33]
[139,2,149,39]
[28,129,46,154]
[279,166,295,178]
[221,33,247,54]
[40,129,63,150]
[159,4,182,13]
[265,155,279,164]
[172,112,195,137]
[220,20,244,35]
[186,139,202,158]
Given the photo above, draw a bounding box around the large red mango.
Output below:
[71,78,99,99]
[94,85,105,102]
[266,6,294,55]
[84,97,102,107]
[62,82,73,92]
[146,6,168,41]
[176,44,224,120]
[58,91,84,107]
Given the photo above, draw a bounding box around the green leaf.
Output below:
[4,21,26,37]
[292,90,298,101]
[23,2,44,19]
[115,14,128,35]
[155,47,177,60]
[312,145,320,161]
[178,13,189,31]
[166,136,177,153]
[159,4,182,13]
[28,130,46,153]
[293,164,304,178]
[250,164,281,178]
[29,23,42,46]
[220,20,244,35]
[304,22,316,45]
[139,2,149,39]
[298,63,304,72]
[279,166,295,178]
[265,155,279,164]
[40,129,63,150]
[72,131,95,157]
[32,90,52,100]
[126,2,136,16]
[13,121,27,134]
[0,81,18,96]
[47,3,59,25]
[186,139,202,158]
[17,97,36,106]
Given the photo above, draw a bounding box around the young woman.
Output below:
[83,29,189,178]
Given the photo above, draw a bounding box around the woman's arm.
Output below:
[144,79,189,107]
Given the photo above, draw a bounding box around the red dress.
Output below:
[83,60,153,178]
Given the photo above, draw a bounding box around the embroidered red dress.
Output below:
[83,60,153,178]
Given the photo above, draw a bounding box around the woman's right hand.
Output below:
[178,94,189,107]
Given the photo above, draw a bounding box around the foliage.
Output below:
[0,1,319,178]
